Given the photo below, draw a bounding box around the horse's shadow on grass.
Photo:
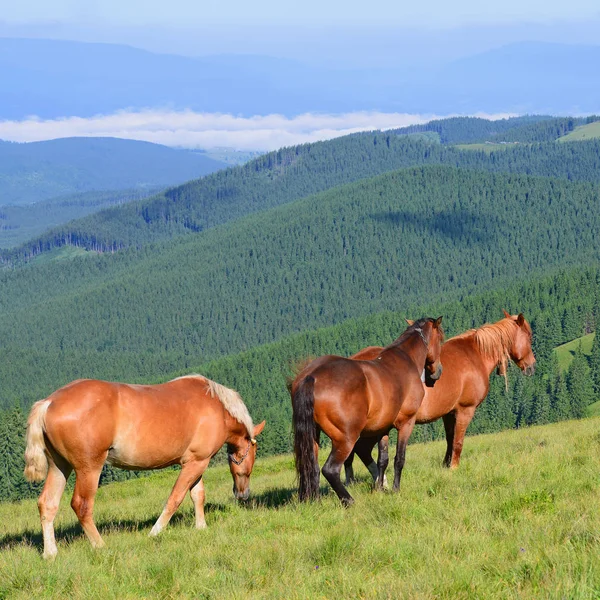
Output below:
[240,479,367,510]
[0,502,229,554]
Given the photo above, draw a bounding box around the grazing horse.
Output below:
[344,311,535,483]
[291,317,444,506]
[24,374,266,559]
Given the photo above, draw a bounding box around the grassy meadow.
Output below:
[558,121,600,143]
[555,333,595,372]
[1,418,599,599]
[454,143,514,152]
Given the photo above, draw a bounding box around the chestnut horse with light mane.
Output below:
[290,317,444,506]
[24,374,265,559]
[344,311,535,485]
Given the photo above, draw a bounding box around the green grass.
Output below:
[454,142,517,152]
[28,246,95,265]
[558,121,600,142]
[554,333,595,372]
[587,400,600,418]
[1,418,600,599]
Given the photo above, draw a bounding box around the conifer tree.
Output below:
[567,344,595,418]
[589,332,600,397]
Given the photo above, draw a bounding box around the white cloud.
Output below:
[0,109,516,151]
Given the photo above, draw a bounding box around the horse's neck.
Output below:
[466,333,505,378]
[385,334,428,369]
[224,412,248,446]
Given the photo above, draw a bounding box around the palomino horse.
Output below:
[344,311,535,483]
[290,317,444,506]
[24,375,266,559]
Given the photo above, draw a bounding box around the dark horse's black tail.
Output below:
[292,376,320,501]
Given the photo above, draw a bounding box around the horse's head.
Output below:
[406,316,444,386]
[503,310,536,376]
[227,420,266,501]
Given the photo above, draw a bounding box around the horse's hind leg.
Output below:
[190,477,207,530]
[38,456,72,559]
[442,412,456,468]
[322,441,355,507]
[71,464,105,549]
[150,458,209,536]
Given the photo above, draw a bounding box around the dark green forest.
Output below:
[0,188,160,249]
[392,115,600,145]
[0,166,599,408]
[4,129,600,261]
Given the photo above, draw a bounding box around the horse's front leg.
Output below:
[190,477,207,529]
[376,435,389,490]
[150,458,209,536]
[344,450,356,485]
[392,417,417,492]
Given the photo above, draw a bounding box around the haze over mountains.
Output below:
[1,37,599,120]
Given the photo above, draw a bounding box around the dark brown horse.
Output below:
[344,311,535,483]
[24,374,265,559]
[290,317,444,506]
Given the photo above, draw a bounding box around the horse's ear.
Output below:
[405,318,414,326]
[502,309,511,319]
[253,420,266,437]
[516,313,525,327]
[435,316,443,327]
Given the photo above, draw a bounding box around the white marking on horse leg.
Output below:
[39,462,71,559]
[149,513,167,537]
[190,478,207,530]
[421,369,426,383]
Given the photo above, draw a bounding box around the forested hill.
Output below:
[391,115,600,145]
[0,137,225,206]
[1,165,599,410]
[4,131,600,262]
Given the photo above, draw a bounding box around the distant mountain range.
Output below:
[0,137,224,205]
[1,38,599,118]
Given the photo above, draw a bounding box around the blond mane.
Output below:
[453,318,518,366]
[172,374,254,437]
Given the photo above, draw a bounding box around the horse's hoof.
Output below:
[341,497,355,508]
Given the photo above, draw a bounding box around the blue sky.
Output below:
[4,0,600,27]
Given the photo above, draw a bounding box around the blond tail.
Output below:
[23,399,52,482]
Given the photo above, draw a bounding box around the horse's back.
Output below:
[45,379,120,459]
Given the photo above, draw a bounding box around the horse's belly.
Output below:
[106,418,195,470]
[105,444,182,470]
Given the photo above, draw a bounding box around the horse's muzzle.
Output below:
[425,364,443,387]
[524,364,536,376]
[233,486,250,501]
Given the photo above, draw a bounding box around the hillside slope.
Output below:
[0,137,224,206]
[0,188,160,249]
[1,166,599,367]
[1,418,599,599]
[5,132,600,260]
